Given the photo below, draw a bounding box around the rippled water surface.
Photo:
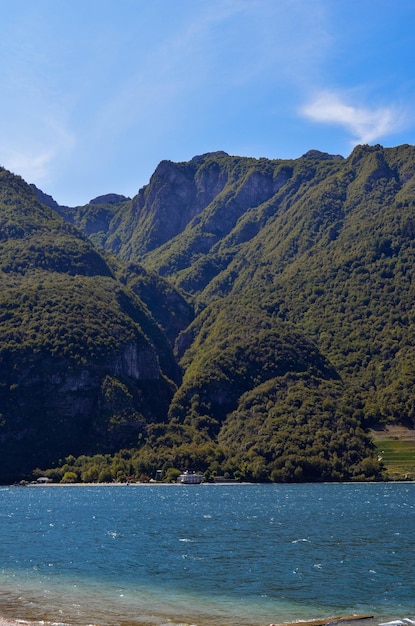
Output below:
[0,482,414,626]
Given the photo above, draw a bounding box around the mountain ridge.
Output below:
[3,144,415,483]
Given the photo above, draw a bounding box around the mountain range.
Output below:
[2,143,415,483]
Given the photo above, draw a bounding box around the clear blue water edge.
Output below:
[0,482,414,626]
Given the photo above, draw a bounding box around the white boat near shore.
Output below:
[177,470,204,484]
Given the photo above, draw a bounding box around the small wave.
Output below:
[379,617,415,626]
[107,530,121,538]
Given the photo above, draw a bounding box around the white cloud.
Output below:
[301,90,407,144]
[3,148,55,183]
[0,114,76,187]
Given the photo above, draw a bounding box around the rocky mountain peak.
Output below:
[89,193,130,205]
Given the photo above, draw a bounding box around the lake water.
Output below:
[0,482,414,626]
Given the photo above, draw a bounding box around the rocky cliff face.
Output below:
[66,152,339,283]
[0,348,174,482]
[0,289,176,482]
[105,154,232,260]
[111,341,160,380]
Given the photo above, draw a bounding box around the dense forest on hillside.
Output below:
[2,144,415,483]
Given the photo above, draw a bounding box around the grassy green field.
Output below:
[372,437,415,480]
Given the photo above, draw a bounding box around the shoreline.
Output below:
[10,478,415,487]
[13,480,252,487]
[0,614,375,626]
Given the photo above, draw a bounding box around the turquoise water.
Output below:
[0,482,414,626]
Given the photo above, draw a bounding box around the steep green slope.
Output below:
[219,374,379,482]
[121,145,415,440]
[207,145,415,431]
[165,300,382,482]
[118,263,194,348]
[0,170,178,483]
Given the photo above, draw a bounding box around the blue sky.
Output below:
[1,0,415,206]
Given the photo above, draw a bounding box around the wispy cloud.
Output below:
[4,148,57,183]
[94,1,331,141]
[0,115,76,186]
[300,90,407,144]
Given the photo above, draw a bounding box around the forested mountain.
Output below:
[0,169,186,483]
[3,143,415,483]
